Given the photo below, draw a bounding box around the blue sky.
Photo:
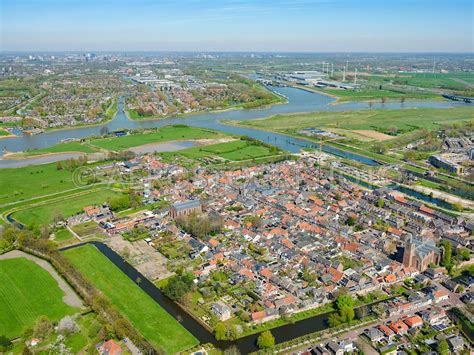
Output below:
[1,0,473,52]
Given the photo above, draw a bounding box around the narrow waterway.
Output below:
[61,241,373,353]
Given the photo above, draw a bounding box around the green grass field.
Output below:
[161,139,280,161]
[0,128,11,136]
[0,258,78,338]
[54,228,75,243]
[0,163,83,206]
[89,125,227,151]
[21,142,98,156]
[12,189,120,226]
[63,244,198,353]
[382,72,474,91]
[236,106,474,133]
[323,88,437,101]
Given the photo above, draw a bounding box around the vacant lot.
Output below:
[89,125,227,151]
[351,130,395,141]
[0,257,78,338]
[12,189,120,227]
[63,244,198,353]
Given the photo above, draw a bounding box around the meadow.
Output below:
[323,88,436,102]
[0,162,83,206]
[21,141,98,156]
[89,125,227,151]
[63,244,198,353]
[0,258,78,338]
[236,106,474,133]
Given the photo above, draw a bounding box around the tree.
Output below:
[162,272,194,302]
[328,313,342,327]
[459,248,471,261]
[346,216,356,226]
[373,142,387,154]
[0,335,12,352]
[257,330,275,349]
[334,293,355,324]
[214,322,227,340]
[440,240,452,270]
[56,161,63,170]
[436,339,449,355]
[33,316,54,338]
[377,198,385,208]
[52,209,64,226]
[58,315,79,335]
[109,195,131,211]
[340,305,355,323]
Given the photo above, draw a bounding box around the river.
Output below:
[0,86,468,165]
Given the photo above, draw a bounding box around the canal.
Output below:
[61,241,374,353]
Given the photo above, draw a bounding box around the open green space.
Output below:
[0,128,11,136]
[0,161,105,206]
[63,244,198,353]
[323,88,436,101]
[12,189,120,227]
[233,106,474,133]
[0,257,78,339]
[367,72,474,91]
[160,139,281,162]
[89,125,227,151]
[20,141,98,156]
[53,228,76,244]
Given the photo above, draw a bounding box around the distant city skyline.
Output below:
[1,0,473,52]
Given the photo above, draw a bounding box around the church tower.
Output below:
[402,236,415,268]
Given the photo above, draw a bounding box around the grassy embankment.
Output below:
[63,244,198,353]
[0,258,79,338]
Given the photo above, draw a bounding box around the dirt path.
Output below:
[0,250,84,309]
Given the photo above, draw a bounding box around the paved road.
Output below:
[0,250,84,308]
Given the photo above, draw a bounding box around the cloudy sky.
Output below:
[1,0,473,52]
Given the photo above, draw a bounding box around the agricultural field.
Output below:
[0,258,78,338]
[160,138,281,162]
[63,244,198,353]
[11,189,120,227]
[89,125,228,151]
